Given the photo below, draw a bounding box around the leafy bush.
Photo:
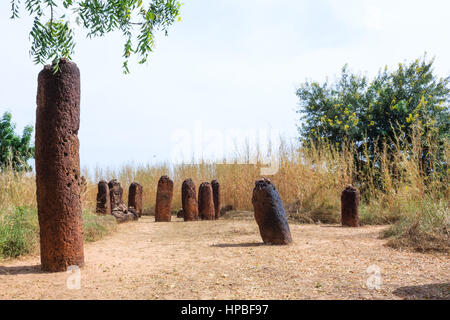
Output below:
[296,56,449,187]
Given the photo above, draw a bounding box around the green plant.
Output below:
[296,55,450,182]
[10,0,182,73]
[0,206,38,258]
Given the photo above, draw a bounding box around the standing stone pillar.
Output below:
[341,185,360,227]
[155,176,174,222]
[198,182,215,220]
[252,178,292,245]
[211,180,221,220]
[109,179,138,223]
[109,179,124,209]
[96,180,111,215]
[181,179,199,221]
[128,182,143,217]
[35,59,84,272]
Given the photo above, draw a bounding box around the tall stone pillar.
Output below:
[198,182,215,220]
[128,182,143,217]
[109,179,124,209]
[35,59,84,272]
[211,180,221,220]
[96,180,111,215]
[181,179,199,221]
[155,176,173,222]
[341,185,360,227]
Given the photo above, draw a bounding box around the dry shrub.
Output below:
[384,201,449,253]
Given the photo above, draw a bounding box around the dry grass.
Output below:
[0,167,36,211]
[383,201,450,254]
[85,143,355,218]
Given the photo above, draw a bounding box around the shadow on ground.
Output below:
[221,211,254,220]
[212,243,265,248]
[0,265,44,275]
[393,283,450,300]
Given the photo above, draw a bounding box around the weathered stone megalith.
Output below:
[128,182,143,217]
[341,185,360,227]
[109,179,124,208]
[96,180,111,215]
[35,59,84,272]
[155,176,174,222]
[198,182,215,220]
[252,178,292,245]
[181,179,199,221]
[211,180,221,220]
[109,179,139,223]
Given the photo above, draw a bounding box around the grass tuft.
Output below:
[83,211,117,243]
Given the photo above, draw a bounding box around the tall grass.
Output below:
[0,164,36,211]
[83,139,355,218]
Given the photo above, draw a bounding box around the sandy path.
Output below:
[0,214,448,300]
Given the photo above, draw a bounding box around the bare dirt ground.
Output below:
[0,212,448,300]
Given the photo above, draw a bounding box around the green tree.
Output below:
[296,56,450,175]
[10,0,182,73]
[0,112,34,171]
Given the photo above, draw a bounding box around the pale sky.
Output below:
[1,0,449,171]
